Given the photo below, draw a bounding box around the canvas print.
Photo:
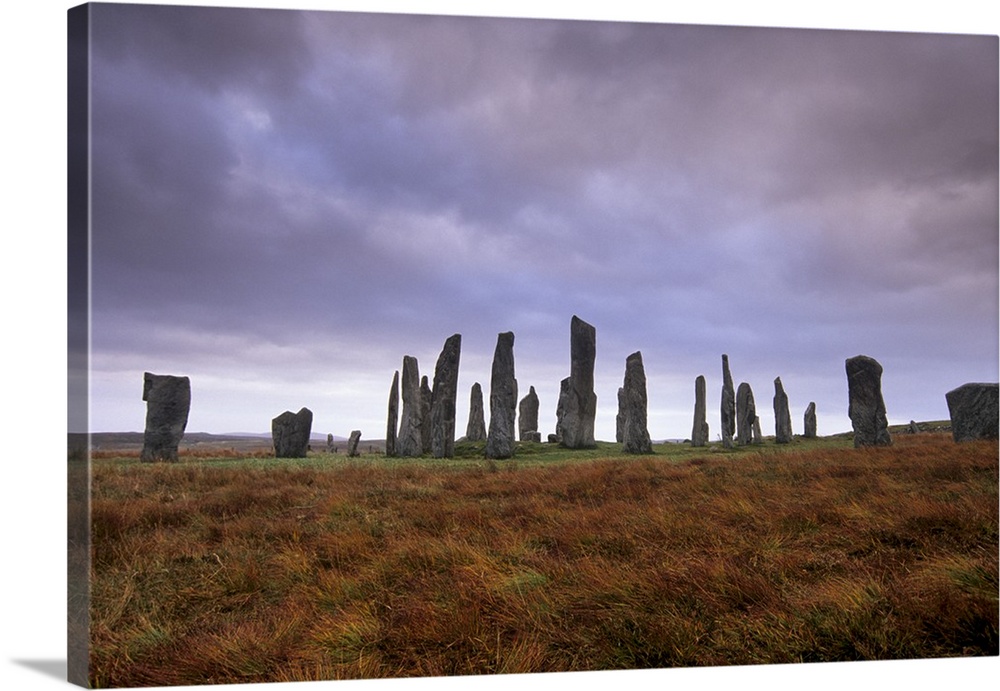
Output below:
[67,2,999,688]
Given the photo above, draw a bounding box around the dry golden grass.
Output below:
[88,433,998,687]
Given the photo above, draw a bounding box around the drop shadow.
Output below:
[11,659,67,681]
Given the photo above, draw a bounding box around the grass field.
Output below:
[86,432,998,687]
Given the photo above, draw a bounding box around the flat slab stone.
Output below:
[141,372,191,462]
[272,407,313,458]
[946,383,999,442]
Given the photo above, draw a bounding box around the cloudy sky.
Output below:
[77,1,998,441]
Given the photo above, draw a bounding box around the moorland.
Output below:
[84,428,998,687]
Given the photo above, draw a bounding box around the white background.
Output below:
[2,1,997,690]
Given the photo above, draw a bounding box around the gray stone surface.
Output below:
[326,433,335,453]
[621,351,653,454]
[385,370,399,457]
[518,385,540,442]
[486,332,517,459]
[846,355,892,447]
[691,375,708,447]
[420,376,433,454]
[522,431,542,443]
[430,334,462,458]
[272,407,313,459]
[752,415,763,445]
[736,382,756,446]
[547,433,561,444]
[141,372,191,462]
[397,356,423,457]
[721,355,736,448]
[465,382,487,442]
[347,430,361,457]
[555,377,570,442]
[945,382,999,442]
[803,401,817,438]
[616,386,625,443]
[560,315,597,448]
[773,377,792,444]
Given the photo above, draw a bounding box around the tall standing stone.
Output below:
[430,334,462,458]
[486,332,517,459]
[397,356,423,456]
[518,386,540,441]
[615,387,626,443]
[721,355,736,448]
[803,401,817,438]
[272,407,313,459]
[420,376,433,454]
[561,315,597,449]
[621,351,653,454]
[691,375,708,447]
[773,377,792,444]
[385,370,399,457]
[141,372,191,462]
[945,383,999,442]
[347,430,361,457]
[465,383,487,442]
[554,377,570,443]
[736,382,756,446]
[752,416,763,445]
[846,355,892,447]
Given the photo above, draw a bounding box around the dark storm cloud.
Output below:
[86,4,997,436]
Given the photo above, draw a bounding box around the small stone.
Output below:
[518,386,540,442]
[347,430,362,457]
[465,382,487,442]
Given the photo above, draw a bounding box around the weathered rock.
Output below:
[347,430,361,457]
[752,415,763,445]
[621,351,653,454]
[141,372,191,462]
[420,376,433,454]
[555,377,570,441]
[522,431,542,443]
[736,382,756,446]
[385,370,399,457]
[945,383,999,442]
[560,316,597,448]
[721,355,736,448]
[518,386,540,442]
[909,420,920,434]
[616,387,626,443]
[430,334,462,458]
[326,433,335,453]
[547,434,561,444]
[691,375,708,447]
[773,377,792,444]
[846,355,892,447]
[272,407,313,458]
[803,402,817,438]
[397,356,423,456]
[465,382,487,442]
[486,332,517,459]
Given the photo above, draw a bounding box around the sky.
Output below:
[75,1,998,442]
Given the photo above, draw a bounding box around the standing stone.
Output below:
[803,402,817,438]
[691,375,708,447]
[721,355,736,448]
[615,387,626,443]
[272,407,313,459]
[846,355,892,447]
[141,372,191,462]
[347,430,361,457]
[752,416,763,445]
[397,356,423,456]
[486,332,517,459]
[908,420,921,434]
[554,377,569,443]
[945,383,999,442]
[736,382,756,446]
[385,370,399,457]
[773,377,792,444]
[420,376,433,454]
[561,315,598,448]
[621,351,653,454]
[518,386,540,442]
[465,383,487,442]
[326,433,335,453]
[430,334,462,458]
